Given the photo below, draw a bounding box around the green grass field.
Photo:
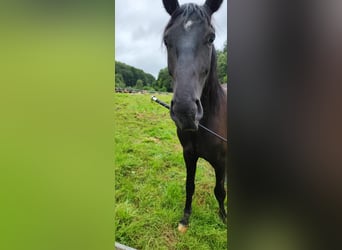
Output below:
[114,93,227,250]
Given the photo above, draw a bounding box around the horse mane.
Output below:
[201,46,225,113]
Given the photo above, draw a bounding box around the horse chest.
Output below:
[177,130,227,165]
[196,139,226,164]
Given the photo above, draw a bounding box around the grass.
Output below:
[114,93,227,249]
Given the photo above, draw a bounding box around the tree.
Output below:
[216,40,227,84]
[115,61,157,89]
[135,79,143,89]
[115,73,125,88]
[144,73,155,87]
[156,68,173,92]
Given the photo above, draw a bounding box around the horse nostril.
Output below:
[195,99,203,120]
[170,100,175,116]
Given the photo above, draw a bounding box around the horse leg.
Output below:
[178,151,198,232]
[214,166,227,223]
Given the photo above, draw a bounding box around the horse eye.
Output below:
[208,34,215,44]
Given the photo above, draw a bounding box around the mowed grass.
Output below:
[114,93,227,249]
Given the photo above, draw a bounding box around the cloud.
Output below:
[115,0,227,78]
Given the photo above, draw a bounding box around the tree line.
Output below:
[115,41,227,92]
[115,61,156,90]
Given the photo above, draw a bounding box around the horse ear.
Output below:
[204,0,223,15]
[162,0,180,15]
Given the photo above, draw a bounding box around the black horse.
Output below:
[162,0,227,232]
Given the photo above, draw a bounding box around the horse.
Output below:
[162,0,227,232]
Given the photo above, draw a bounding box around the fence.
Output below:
[114,87,170,95]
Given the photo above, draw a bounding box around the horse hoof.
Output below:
[178,223,188,233]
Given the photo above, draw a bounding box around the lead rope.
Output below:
[151,96,227,143]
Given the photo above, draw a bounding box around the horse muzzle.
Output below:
[170,98,203,131]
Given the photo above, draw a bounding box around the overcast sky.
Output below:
[115,0,227,78]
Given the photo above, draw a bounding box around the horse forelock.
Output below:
[163,3,212,35]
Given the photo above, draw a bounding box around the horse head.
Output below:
[162,0,223,131]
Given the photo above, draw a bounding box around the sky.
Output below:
[115,0,227,78]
